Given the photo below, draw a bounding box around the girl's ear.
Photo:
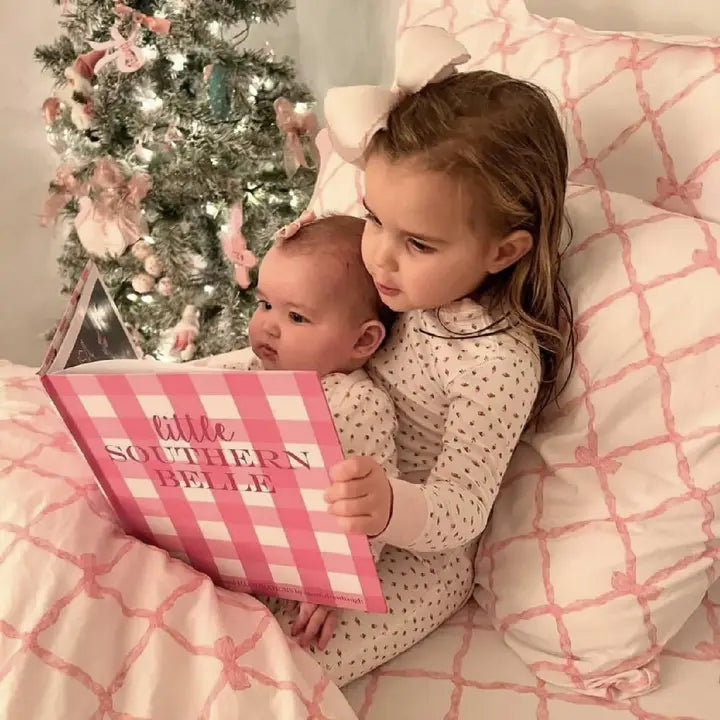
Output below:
[488,230,533,274]
[352,320,386,361]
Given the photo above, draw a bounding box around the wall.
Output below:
[526,0,720,34]
[0,4,64,366]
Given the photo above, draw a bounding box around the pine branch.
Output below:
[37,0,317,360]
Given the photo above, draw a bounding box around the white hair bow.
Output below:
[323,26,470,166]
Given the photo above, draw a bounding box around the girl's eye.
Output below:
[364,211,381,226]
[289,311,309,324]
[408,237,434,253]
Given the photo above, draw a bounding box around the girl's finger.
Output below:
[292,602,316,636]
[317,612,338,650]
[328,498,373,518]
[300,607,329,647]
[324,477,370,503]
[330,456,374,484]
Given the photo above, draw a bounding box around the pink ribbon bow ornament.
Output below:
[90,23,145,73]
[115,3,171,34]
[274,98,320,177]
[222,204,257,288]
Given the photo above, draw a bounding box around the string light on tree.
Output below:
[35,0,316,360]
[167,53,187,72]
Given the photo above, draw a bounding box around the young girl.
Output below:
[287,25,574,686]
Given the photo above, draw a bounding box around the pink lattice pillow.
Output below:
[396,0,720,223]
[474,184,720,698]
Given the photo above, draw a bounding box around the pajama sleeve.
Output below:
[325,375,398,563]
[376,349,540,553]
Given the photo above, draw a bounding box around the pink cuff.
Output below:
[374,477,427,549]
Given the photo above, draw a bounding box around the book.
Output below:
[39,262,386,613]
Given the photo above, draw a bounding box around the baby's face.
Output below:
[247,246,366,375]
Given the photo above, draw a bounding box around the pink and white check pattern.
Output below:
[0,362,357,720]
[41,369,385,613]
[397,0,720,224]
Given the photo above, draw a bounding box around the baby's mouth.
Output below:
[254,343,278,361]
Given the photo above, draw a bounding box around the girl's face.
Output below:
[362,152,523,312]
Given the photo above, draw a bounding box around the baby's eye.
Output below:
[408,237,434,253]
[364,211,381,226]
[257,300,272,311]
[289,311,309,324]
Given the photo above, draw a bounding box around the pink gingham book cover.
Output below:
[38,263,387,613]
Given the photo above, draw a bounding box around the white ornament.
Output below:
[74,197,128,258]
[169,304,200,362]
[134,137,155,163]
[144,254,163,277]
[131,239,153,260]
[168,53,187,71]
[131,272,156,294]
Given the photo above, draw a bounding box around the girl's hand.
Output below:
[292,602,338,650]
[325,456,392,536]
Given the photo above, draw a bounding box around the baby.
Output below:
[194,210,397,648]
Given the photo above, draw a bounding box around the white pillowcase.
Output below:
[397,0,720,223]
[474,183,720,698]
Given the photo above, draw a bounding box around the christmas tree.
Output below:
[35,0,318,361]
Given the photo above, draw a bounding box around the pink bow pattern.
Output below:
[222,204,257,289]
[90,23,145,73]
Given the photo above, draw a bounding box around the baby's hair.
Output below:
[369,69,575,419]
[274,214,395,336]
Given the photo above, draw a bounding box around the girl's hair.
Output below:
[368,69,575,418]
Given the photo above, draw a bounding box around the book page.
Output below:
[49,263,140,374]
[58,358,235,375]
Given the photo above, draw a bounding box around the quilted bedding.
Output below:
[0,361,356,720]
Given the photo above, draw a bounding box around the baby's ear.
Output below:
[352,320,386,361]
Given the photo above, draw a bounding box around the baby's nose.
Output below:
[264,318,281,338]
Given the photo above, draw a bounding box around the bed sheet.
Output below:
[0,361,356,720]
[345,589,720,719]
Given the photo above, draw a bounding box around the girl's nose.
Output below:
[374,236,398,271]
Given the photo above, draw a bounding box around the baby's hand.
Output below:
[292,602,338,650]
[325,456,392,536]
